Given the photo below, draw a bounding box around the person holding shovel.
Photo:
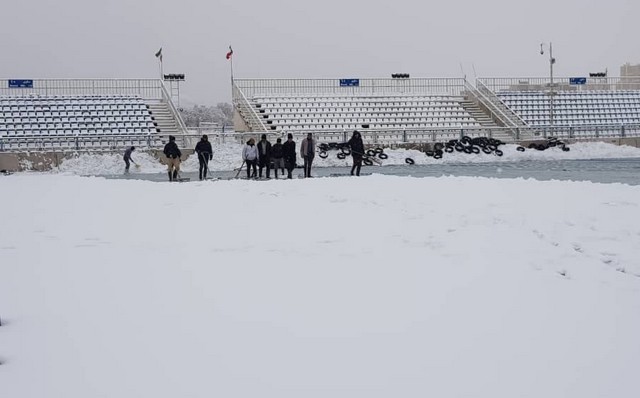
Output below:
[123,146,137,173]
[195,135,213,181]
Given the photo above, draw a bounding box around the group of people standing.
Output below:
[242,132,317,179]
[127,131,367,181]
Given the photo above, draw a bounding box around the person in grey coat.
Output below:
[300,133,316,178]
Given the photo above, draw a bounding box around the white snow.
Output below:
[1,174,640,398]
[49,141,640,175]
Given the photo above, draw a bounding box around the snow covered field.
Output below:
[53,141,640,175]
[1,173,640,397]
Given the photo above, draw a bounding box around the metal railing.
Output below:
[464,80,527,134]
[2,123,640,153]
[479,76,640,92]
[233,77,467,98]
[232,81,268,133]
[0,78,164,99]
[160,81,189,140]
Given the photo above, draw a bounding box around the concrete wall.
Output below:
[0,149,195,172]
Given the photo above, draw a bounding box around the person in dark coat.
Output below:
[271,138,285,179]
[123,146,136,172]
[300,133,316,178]
[282,133,297,179]
[257,134,272,178]
[194,135,213,181]
[348,130,365,176]
[163,135,182,181]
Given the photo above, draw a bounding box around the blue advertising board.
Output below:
[339,78,359,87]
[569,77,587,85]
[8,79,33,88]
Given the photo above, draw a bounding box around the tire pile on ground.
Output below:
[524,137,571,152]
[405,136,505,164]
[318,143,388,165]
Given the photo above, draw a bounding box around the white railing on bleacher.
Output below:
[233,78,467,98]
[160,81,189,136]
[479,77,640,92]
[0,79,164,99]
[465,80,527,131]
[232,81,269,132]
[3,124,640,152]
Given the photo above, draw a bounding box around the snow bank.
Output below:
[50,141,640,175]
[1,174,639,398]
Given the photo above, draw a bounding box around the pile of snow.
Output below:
[1,174,639,397]
[50,141,640,175]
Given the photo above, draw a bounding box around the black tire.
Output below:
[455,143,465,152]
[405,157,415,165]
[328,143,339,149]
[341,147,351,155]
[336,152,346,160]
[425,150,435,157]
[470,146,480,154]
[463,146,473,154]
[378,153,388,160]
[434,143,444,151]
[548,141,557,147]
[487,144,498,151]
[434,149,444,156]
[494,149,504,157]
[433,153,443,159]
[374,147,384,154]
[482,147,493,154]
[319,151,328,159]
[516,146,526,152]
[562,146,570,152]
[366,149,376,157]
[363,158,374,166]
[319,143,330,151]
[444,145,454,153]
[528,143,538,149]
[536,144,548,151]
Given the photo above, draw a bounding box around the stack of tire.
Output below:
[437,136,505,158]
[318,143,387,165]
[526,137,570,152]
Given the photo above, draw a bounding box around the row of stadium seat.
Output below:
[0,95,158,140]
[497,90,640,126]
[250,93,480,132]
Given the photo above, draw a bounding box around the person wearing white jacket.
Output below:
[242,138,259,179]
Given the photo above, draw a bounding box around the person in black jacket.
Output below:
[348,130,365,176]
[282,133,297,179]
[271,138,285,179]
[257,134,272,178]
[163,135,182,181]
[194,135,213,180]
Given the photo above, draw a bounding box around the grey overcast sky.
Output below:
[1,0,638,105]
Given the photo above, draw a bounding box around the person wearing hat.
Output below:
[163,135,182,181]
[195,134,213,180]
[257,134,272,179]
[282,133,297,179]
[271,137,285,179]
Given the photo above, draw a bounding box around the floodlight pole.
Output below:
[540,42,556,128]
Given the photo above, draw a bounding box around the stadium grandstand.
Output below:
[0,78,187,152]
[233,72,640,143]
[2,69,640,156]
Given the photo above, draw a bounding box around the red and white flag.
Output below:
[226,46,233,60]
